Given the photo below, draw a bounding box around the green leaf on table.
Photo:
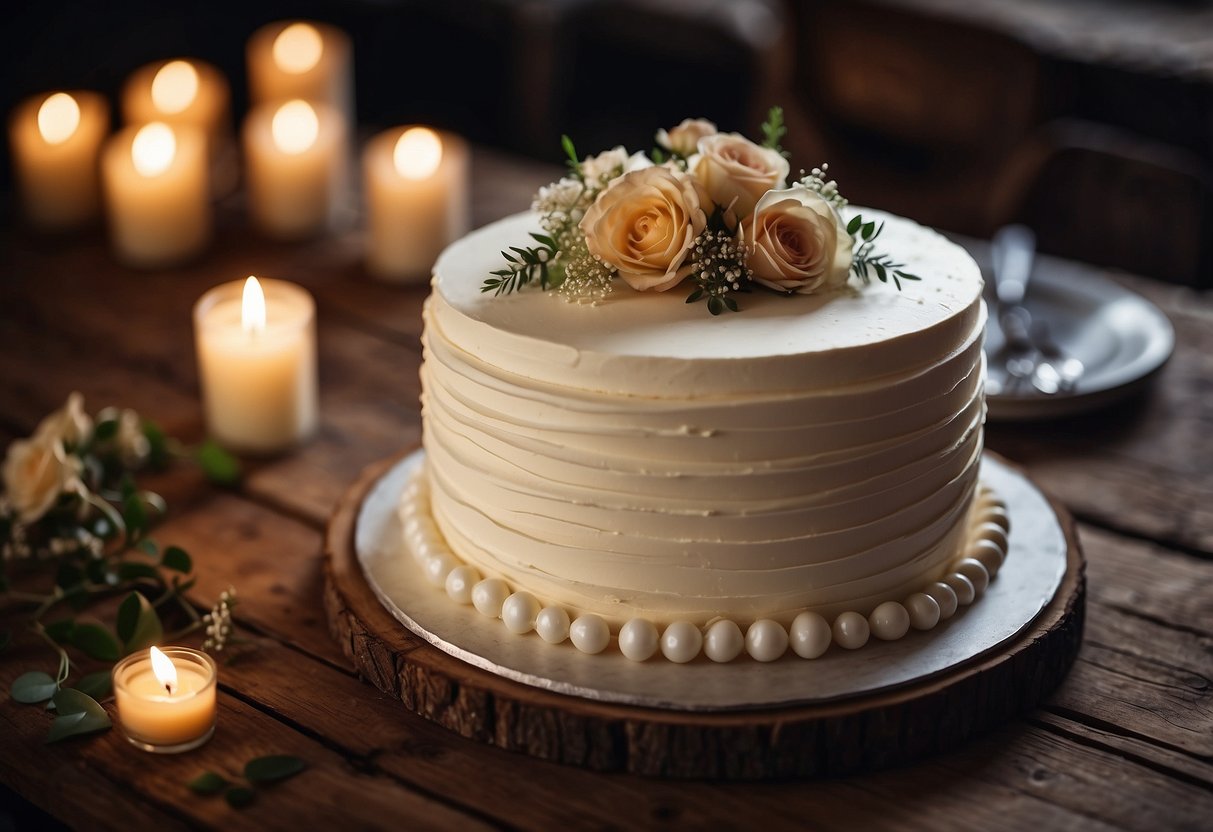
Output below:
[117,561,161,582]
[46,688,110,742]
[244,755,307,784]
[45,618,76,644]
[161,546,192,574]
[70,623,121,662]
[196,441,241,486]
[122,485,149,540]
[11,671,58,704]
[224,787,256,809]
[116,592,163,653]
[187,771,229,796]
[72,670,113,701]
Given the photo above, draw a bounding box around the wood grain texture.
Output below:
[323,453,1086,779]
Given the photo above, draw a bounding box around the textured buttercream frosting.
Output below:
[420,209,986,627]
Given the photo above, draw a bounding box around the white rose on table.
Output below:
[692,133,789,218]
[580,166,708,292]
[745,187,853,294]
[2,436,81,523]
[656,118,717,156]
[581,146,630,185]
[34,391,93,450]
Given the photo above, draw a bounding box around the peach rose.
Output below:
[2,435,80,523]
[580,166,708,292]
[693,133,789,218]
[656,118,717,156]
[745,187,853,294]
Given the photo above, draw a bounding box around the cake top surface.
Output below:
[428,210,984,395]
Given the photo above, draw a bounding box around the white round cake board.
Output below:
[356,451,1066,712]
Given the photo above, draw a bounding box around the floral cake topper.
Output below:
[483,107,919,315]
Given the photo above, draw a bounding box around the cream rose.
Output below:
[656,118,717,156]
[2,436,79,523]
[693,133,789,218]
[580,166,708,292]
[745,187,853,294]
[581,146,629,185]
[35,391,93,449]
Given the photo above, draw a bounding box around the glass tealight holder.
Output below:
[112,647,218,753]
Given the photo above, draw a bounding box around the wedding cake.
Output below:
[399,115,1009,663]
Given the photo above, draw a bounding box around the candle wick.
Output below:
[165,682,174,695]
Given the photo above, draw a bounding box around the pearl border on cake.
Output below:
[399,472,1011,663]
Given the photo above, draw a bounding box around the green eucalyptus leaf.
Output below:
[244,755,307,784]
[225,787,256,809]
[73,670,113,701]
[46,687,111,742]
[53,686,100,716]
[45,618,76,644]
[70,623,121,662]
[196,441,240,486]
[143,420,169,469]
[11,671,58,704]
[187,771,229,796]
[123,491,148,539]
[162,546,192,574]
[117,561,161,582]
[116,592,142,643]
[128,597,163,654]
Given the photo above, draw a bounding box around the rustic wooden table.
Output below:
[1,147,1210,830]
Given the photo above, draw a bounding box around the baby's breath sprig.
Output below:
[798,163,848,213]
[684,225,753,315]
[202,587,237,653]
[847,215,921,290]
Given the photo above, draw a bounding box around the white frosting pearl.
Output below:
[832,611,870,650]
[471,578,510,618]
[661,621,703,663]
[905,592,941,630]
[501,591,541,634]
[974,522,1009,553]
[945,572,976,606]
[790,612,831,659]
[703,619,744,663]
[925,580,959,619]
[745,619,789,662]
[618,618,659,662]
[444,565,480,604]
[955,558,990,597]
[869,601,910,641]
[423,553,456,588]
[535,606,570,644]
[569,614,610,654]
[968,538,1005,577]
[980,505,1011,532]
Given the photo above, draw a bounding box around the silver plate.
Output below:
[357,452,1067,711]
[984,268,1174,421]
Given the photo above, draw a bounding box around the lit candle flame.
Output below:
[131,122,177,177]
[151,60,199,114]
[150,646,178,695]
[243,276,267,334]
[273,22,323,74]
[393,127,443,180]
[37,93,80,145]
[271,100,318,155]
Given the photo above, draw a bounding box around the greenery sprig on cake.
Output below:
[483,107,919,314]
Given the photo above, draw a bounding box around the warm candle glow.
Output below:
[273,23,323,74]
[271,100,318,155]
[242,276,267,334]
[149,646,178,695]
[151,60,200,114]
[393,127,443,180]
[131,123,177,177]
[37,93,80,145]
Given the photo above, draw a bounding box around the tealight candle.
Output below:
[243,98,347,239]
[8,90,109,230]
[101,121,210,267]
[364,126,470,282]
[247,20,353,120]
[113,646,217,753]
[121,58,234,194]
[194,276,318,454]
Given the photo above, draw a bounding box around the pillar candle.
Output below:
[247,20,353,120]
[194,276,318,454]
[112,647,217,753]
[101,122,210,267]
[243,99,346,239]
[364,126,470,282]
[8,91,109,230]
[121,58,235,194]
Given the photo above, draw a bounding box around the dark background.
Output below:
[3,0,1212,286]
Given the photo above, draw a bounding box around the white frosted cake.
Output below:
[401,208,1010,663]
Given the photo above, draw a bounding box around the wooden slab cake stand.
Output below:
[323,450,1084,780]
